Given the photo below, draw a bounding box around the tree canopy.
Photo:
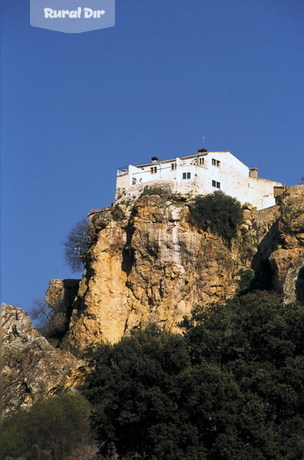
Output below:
[85,292,304,459]
[189,191,243,243]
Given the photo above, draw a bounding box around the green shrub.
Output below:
[111,205,125,221]
[91,209,112,231]
[140,186,169,197]
[236,268,255,294]
[0,394,92,460]
[189,191,242,243]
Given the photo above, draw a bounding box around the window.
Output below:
[212,159,221,167]
[171,163,177,170]
[183,172,191,179]
[199,157,204,165]
[212,180,221,188]
[150,166,157,174]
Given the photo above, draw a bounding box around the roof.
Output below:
[134,151,230,168]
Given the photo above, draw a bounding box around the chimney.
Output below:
[151,156,159,163]
[249,168,258,178]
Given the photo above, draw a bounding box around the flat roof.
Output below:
[135,151,230,168]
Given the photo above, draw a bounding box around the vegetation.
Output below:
[0,394,93,460]
[189,191,243,243]
[140,186,169,197]
[63,218,90,272]
[5,289,304,459]
[29,297,71,346]
[235,268,255,294]
[111,205,125,221]
[29,298,53,335]
[85,292,304,459]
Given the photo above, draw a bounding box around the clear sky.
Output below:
[1,0,304,312]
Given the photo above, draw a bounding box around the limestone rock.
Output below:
[45,279,80,338]
[269,185,304,304]
[58,185,303,353]
[63,195,240,352]
[1,304,84,415]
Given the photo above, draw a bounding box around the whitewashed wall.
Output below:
[116,152,283,209]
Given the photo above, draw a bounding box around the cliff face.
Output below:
[269,185,304,304]
[57,185,303,353]
[59,186,300,352]
[3,186,302,414]
[2,304,84,415]
[64,194,240,351]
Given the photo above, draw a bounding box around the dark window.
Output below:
[212,159,221,167]
[150,166,157,174]
[212,180,221,188]
[171,163,177,170]
[199,157,204,165]
[183,172,191,179]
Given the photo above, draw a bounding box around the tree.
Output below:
[84,326,202,460]
[85,293,304,459]
[29,298,52,333]
[0,394,93,460]
[189,191,242,244]
[29,298,70,344]
[63,218,90,272]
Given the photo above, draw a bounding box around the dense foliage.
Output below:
[0,394,93,460]
[85,292,304,459]
[189,191,243,243]
[63,218,90,272]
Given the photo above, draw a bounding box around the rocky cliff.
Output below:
[1,304,84,415]
[2,185,303,415]
[61,185,304,353]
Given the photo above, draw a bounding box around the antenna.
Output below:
[201,136,206,148]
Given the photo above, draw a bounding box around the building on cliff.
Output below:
[116,150,284,210]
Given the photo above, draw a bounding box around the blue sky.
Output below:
[1,0,304,312]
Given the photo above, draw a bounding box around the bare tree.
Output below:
[29,298,53,337]
[30,297,71,342]
[63,219,90,272]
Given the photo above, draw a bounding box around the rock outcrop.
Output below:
[45,279,80,338]
[61,193,268,352]
[269,185,304,304]
[4,186,302,415]
[50,185,303,354]
[1,304,84,415]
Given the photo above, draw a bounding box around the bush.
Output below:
[189,191,242,243]
[140,186,169,197]
[236,268,255,294]
[0,394,92,460]
[111,205,125,221]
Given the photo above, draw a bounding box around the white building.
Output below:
[116,150,284,210]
